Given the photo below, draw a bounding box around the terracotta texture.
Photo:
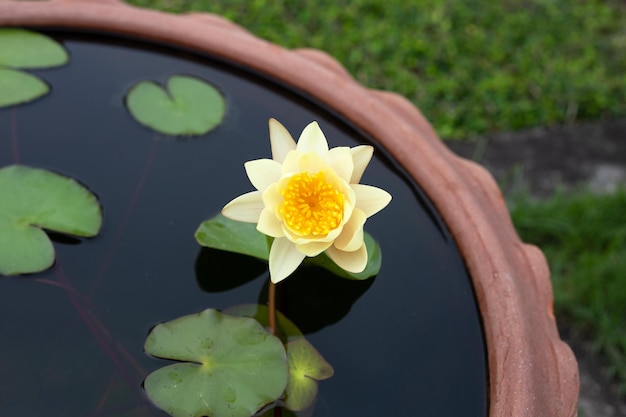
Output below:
[0,0,579,415]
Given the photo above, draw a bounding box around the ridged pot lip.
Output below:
[0,1,579,415]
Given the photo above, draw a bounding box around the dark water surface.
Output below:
[0,32,487,416]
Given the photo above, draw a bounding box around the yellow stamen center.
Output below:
[280,171,344,236]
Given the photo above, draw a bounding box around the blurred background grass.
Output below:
[127,0,626,393]
[510,189,626,395]
[127,0,626,139]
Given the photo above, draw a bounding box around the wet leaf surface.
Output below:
[144,309,288,417]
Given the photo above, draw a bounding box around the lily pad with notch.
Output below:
[283,338,334,411]
[143,308,289,417]
[0,165,102,276]
[125,75,226,136]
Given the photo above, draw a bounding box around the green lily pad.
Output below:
[126,75,226,136]
[0,28,69,108]
[226,305,334,411]
[225,304,304,343]
[306,233,382,280]
[0,28,69,69]
[195,213,271,260]
[0,68,49,108]
[144,309,288,417]
[195,214,382,280]
[283,338,334,411]
[0,165,102,276]
[256,407,297,417]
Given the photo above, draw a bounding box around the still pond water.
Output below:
[0,32,487,416]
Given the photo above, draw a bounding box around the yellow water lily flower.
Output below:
[222,119,391,283]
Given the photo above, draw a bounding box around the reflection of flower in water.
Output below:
[223,119,391,283]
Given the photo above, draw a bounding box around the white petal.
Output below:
[283,224,342,244]
[262,183,282,213]
[269,237,306,283]
[298,153,329,174]
[350,145,373,183]
[244,159,282,192]
[324,147,353,183]
[296,240,333,257]
[281,150,301,174]
[269,118,296,163]
[341,195,355,226]
[257,207,284,238]
[326,243,368,273]
[334,209,366,251]
[353,184,392,217]
[296,121,329,156]
[222,191,264,222]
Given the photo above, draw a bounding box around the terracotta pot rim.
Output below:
[0,1,579,415]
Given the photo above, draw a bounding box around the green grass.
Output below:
[510,189,626,394]
[126,0,626,139]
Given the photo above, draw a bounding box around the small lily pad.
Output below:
[283,338,334,411]
[0,68,49,108]
[126,75,226,136]
[144,309,288,417]
[0,165,102,276]
[0,28,69,69]
[195,214,382,280]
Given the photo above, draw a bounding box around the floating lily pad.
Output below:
[0,28,69,108]
[306,232,382,280]
[195,214,271,260]
[195,214,382,280]
[144,309,288,417]
[256,407,297,417]
[126,75,226,136]
[283,338,334,411]
[0,165,102,276]
[225,305,334,411]
[0,68,49,108]
[0,28,68,69]
[225,304,304,343]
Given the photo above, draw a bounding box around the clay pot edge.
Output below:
[0,1,579,415]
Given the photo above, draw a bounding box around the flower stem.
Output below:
[268,280,277,336]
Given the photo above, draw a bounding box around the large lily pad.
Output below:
[195,214,382,280]
[0,165,102,276]
[144,309,288,417]
[126,75,226,136]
